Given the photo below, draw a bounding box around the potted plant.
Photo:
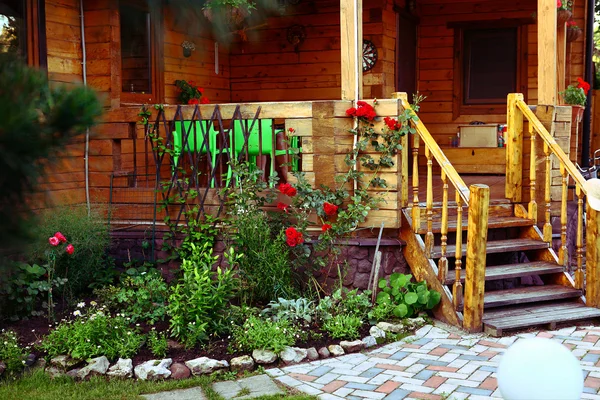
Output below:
[560,77,590,123]
[202,0,256,27]
[557,0,573,25]
[566,19,583,42]
[174,80,209,105]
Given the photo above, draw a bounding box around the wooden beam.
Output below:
[557,23,567,102]
[537,0,557,105]
[340,0,363,100]
[506,93,524,202]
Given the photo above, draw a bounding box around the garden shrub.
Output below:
[167,243,238,348]
[316,288,372,322]
[0,330,28,376]
[373,273,441,319]
[230,315,298,353]
[39,304,144,360]
[323,314,362,340]
[261,297,314,325]
[147,328,168,358]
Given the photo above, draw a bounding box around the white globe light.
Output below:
[498,337,583,400]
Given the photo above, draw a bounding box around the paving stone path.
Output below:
[266,323,600,400]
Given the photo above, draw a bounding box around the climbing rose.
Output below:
[384,116,401,131]
[285,227,304,247]
[188,80,197,87]
[48,236,60,246]
[188,98,199,105]
[557,0,561,7]
[200,97,210,104]
[322,223,332,232]
[323,202,338,216]
[197,87,204,93]
[54,232,67,243]
[279,183,297,197]
[346,101,376,121]
[66,244,75,255]
[577,77,590,95]
[277,202,290,213]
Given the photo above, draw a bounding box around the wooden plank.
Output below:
[506,93,524,202]
[587,205,600,308]
[483,303,600,331]
[463,184,490,332]
[340,0,362,100]
[445,261,564,285]
[417,216,534,235]
[483,301,583,320]
[432,238,549,259]
[483,285,581,309]
[537,0,557,104]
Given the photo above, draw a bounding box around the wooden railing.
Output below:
[397,93,489,330]
[506,93,600,305]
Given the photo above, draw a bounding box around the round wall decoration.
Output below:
[362,40,378,72]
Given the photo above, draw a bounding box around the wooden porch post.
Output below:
[340,0,363,100]
[586,205,600,307]
[538,0,557,105]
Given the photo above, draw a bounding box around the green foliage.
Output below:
[375,273,441,319]
[322,314,362,340]
[94,272,168,324]
[367,302,397,323]
[147,329,168,358]
[0,52,101,252]
[0,330,28,376]
[167,243,238,348]
[174,80,208,105]
[227,305,261,327]
[202,0,256,11]
[560,84,587,106]
[261,298,314,325]
[39,306,144,360]
[316,288,372,322]
[230,315,298,353]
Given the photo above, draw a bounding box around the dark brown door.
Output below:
[396,11,417,96]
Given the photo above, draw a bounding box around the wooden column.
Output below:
[537,0,557,105]
[463,184,490,333]
[340,0,363,100]
[535,105,556,222]
[506,94,524,202]
[557,22,567,100]
[587,204,600,308]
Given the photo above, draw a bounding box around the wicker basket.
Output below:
[203,6,248,27]
[557,9,572,25]
[566,27,583,43]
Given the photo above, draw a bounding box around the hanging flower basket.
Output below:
[566,27,583,43]
[202,3,252,27]
[557,9,572,25]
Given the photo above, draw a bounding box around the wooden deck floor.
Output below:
[417,174,507,203]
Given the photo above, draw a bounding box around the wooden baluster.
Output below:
[453,191,463,311]
[575,184,584,289]
[586,204,600,307]
[543,143,552,243]
[528,124,537,222]
[412,134,421,232]
[425,147,434,257]
[559,165,569,267]
[438,170,448,283]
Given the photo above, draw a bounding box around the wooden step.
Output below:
[483,301,600,336]
[431,238,549,258]
[416,215,534,235]
[444,261,564,285]
[483,285,582,309]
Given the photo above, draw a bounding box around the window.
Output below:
[119,0,161,104]
[451,20,528,118]
[0,0,46,66]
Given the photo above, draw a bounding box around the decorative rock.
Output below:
[252,349,277,364]
[370,325,386,339]
[306,347,319,361]
[231,355,254,372]
[407,317,427,329]
[66,368,80,379]
[328,345,345,357]
[0,361,6,376]
[77,356,109,380]
[25,353,36,367]
[45,366,64,379]
[184,357,228,376]
[377,321,406,333]
[134,359,172,381]
[291,347,308,363]
[30,358,46,371]
[362,336,377,348]
[318,347,330,358]
[279,347,307,365]
[169,363,191,380]
[340,340,366,353]
[107,358,133,379]
[50,355,79,370]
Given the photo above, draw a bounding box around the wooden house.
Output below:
[4,0,600,335]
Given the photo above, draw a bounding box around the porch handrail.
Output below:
[506,93,593,301]
[396,93,489,326]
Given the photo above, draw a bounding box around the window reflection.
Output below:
[120,1,151,93]
[0,0,26,57]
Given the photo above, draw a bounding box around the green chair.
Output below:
[172,120,219,186]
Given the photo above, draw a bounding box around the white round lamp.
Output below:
[498,338,583,400]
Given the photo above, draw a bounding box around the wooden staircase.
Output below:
[401,201,600,336]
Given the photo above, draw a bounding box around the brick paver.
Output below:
[267,323,600,399]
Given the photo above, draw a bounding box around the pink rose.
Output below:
[54,232,67,243]
[49,237,60,246]
[66,244,75,255]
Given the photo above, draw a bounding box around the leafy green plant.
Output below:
[174,80,209,105]
[323,314,362,340]
[167,243,238,348]
[94,272,168,324]
[368,302,397,323]
[0,330,28,376]
[230,315,298,353]
[316,288,372,322]
[375,273,441,319]
[39,305,144,360]
[147,329,168,358]
[261,298,314,325]
[560,78,590,106]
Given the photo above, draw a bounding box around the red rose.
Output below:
[577,77,591,95]
[323,202,338,216]
[384,116,401,131]
[279,183,297,197]
[285,227,304,247]
[188,98,200,105]
[200,97,210,104]
[66,244,75,255]
[346,107,357,117]
[277,202,290,213]
[355,103,376,121]
[54,232,67,243]
[197,87,204,94]
[189,80,196,87]
[557,0,561,7]
[49,236,59,246]
[322,223,332,232]
[288,127,295,134]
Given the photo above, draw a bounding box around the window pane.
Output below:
[0,0,26,57]
[120,2,151,93]
[463,28,517,104]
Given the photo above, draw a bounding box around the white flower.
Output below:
[141,272,146,275]
[77,302,86,308]
[73,310,82,317]
[127,331,132,335]
[90,301,97,306]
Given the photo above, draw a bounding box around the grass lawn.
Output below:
[0,370,316,400]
